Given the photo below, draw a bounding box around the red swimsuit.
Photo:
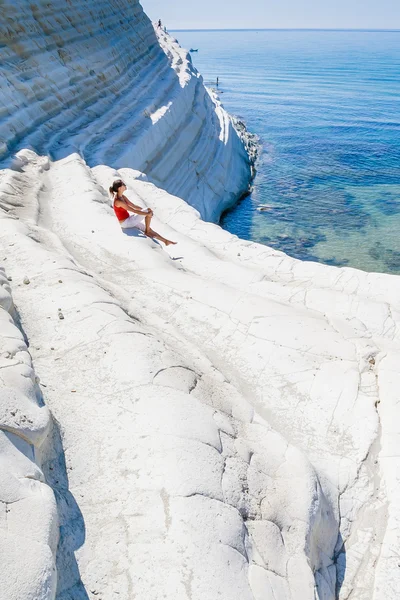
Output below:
[113,197,129,222]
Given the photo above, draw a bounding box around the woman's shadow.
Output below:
[121,227,146,239]
[122,227,183,259]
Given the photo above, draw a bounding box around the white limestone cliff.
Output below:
[1,2,400,600]
[0,263,58,600]
[0,0,250,221]
[1,149,400,600]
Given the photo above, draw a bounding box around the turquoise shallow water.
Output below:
[174,30,400,274]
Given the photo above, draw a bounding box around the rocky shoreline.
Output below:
[231,115,260,182]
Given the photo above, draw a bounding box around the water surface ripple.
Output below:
[175,30,400,274]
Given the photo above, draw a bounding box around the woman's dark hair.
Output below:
[109,180,125,196]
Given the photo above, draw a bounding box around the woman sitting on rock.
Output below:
[110,180,176,246]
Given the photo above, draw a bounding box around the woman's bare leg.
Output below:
[143,213,176,245]
[144,213,152,235]
[146,227,176,246]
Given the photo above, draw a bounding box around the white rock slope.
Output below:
[1,1,400,599]
[0,265,58,600]
[1,150,400,600]
[0,0,250,221]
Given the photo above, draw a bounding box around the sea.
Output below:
[174,30,400,275]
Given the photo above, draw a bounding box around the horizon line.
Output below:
[170,27,400,32]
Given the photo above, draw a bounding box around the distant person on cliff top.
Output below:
[157,19,162,28]
[110,180,176,246]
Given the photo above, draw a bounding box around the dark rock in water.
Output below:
[265,229,328,262]
[299,252,321,263]
[298,237,315,249]
[369,242,400,272]
[260,236,272,245]
[375,193,400,216]
[368,242,383,261]
[385,250,400,271]
[324,257,350,267]
[264,185,370,237]
[257,205,274,212]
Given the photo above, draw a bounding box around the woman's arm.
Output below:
[115,197,151,216]
[123,195,152,215]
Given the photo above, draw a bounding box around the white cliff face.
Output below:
[1,2,400,600]
[0,0,250,221]
[1,149,400,600]
[0,262,58,599]
[0,152,337,600]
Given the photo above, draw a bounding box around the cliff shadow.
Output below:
[220,188,254,242]
[10,306,88,599]
[334,532,346,598]
[42,417,89,600]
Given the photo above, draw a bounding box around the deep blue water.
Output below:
[174,30,400,274]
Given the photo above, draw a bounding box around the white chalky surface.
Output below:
[0,0,250,222]
[0,264,58,600]
[0,149,399,599]
[0,1,399,599]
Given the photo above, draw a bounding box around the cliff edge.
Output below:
[0,0,250,220]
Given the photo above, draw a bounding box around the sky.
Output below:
[141,0,400,30]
